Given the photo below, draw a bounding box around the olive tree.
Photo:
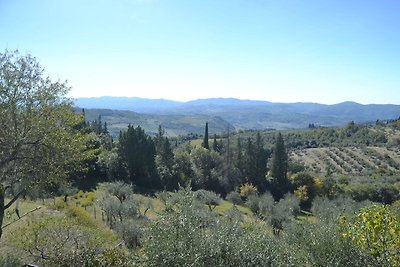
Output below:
[0,50,94,239]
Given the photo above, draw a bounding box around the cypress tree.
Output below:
[269,132,289,201]
[212,134,221,152]
[202,122,209,149]
[236,137,243,172]
[118,125,156,188]
[97,115,102,134]
[103,122,108,134]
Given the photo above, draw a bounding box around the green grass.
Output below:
[3,198,43,225]
[214,200,252,215]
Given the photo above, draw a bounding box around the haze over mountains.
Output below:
[75,97,400,136]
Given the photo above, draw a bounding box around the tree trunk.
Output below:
[0,186,25,241]
[0,185,5,240]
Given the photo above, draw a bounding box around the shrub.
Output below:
[7,215,120,267]
[194,189,221,210]
[340,204,400,265]
[143,189,378,266]
[239,183,258,199]
[104,181,134,203]
[225,191,243,205]
[283,221,380,267]
[245,194,262,214]
[312,196,371,222]
[114,220,143,249]
[0,255,23,267]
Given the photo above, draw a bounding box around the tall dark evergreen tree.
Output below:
[154,125,178,190]
[243,137,255,179]
[254,132,268,179]
[236,137,244,173]
[212,134,221,152]
[97,115,103,134]
[269,132,289,201]
[118,125,157,188]
[103,122,108,134]
[242,135,268,192]
[202,122,209,149]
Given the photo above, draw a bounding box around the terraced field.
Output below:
[291,146,400,175]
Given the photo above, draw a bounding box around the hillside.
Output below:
[234,120,400,176]
[75,97,400,131]
[291,146,400,175]
[82,108,234,137]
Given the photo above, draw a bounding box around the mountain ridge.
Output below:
[74,96,400,135]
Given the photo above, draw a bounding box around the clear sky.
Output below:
[1,0,399,104]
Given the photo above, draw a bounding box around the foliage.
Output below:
[290,172,320,210]
[154,125,179,190]
[239,133,269,192]
[269,133,289,201]
[311,195,371,222]
[239,183,258,199]
[99,181,140,248]
[114,219,142,249]
[97,148,128,181]
[282,221,381,267]
[143,188,378,266]
[202,122,209,149]
[8,215,122,266]
[0,255,22,267]
[225,191,243,205]
[340,204,400,265]
[0,50,96,239]
[194,189,221,210]
[104,181,134,203]
[245,192,300,233]
[118,125,157,187]
[190,147,226,193]
[265,194,300,233]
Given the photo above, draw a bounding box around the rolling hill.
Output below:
[75,97,400,135]
[82,108,234,137]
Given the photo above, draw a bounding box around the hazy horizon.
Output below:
[2,1,400,105]
[74,95,400,106]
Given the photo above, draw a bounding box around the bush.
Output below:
[311,196,371,222]
[225,191,243,205]
[340,204,400,265]
[239,183,258,199]
[245,194,262,214]
[0,255,23,267]
[194,189,221,210]
[104,181,134,203]
[269,194,300,233]
[256,193,275,216]
[143,189,378,266]
[7,215,120,267]
[114,220,143,248]
[283,221,380,267]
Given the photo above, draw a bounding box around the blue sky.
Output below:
[1,0,399,104]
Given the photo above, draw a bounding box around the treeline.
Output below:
[77,118,400,209]
[238,121,394,150]
[81,119,275,198]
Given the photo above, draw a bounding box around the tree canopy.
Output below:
[269,132,289,201]
[0,50,95,239]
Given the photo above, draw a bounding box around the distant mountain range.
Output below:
[74,97,400,136]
